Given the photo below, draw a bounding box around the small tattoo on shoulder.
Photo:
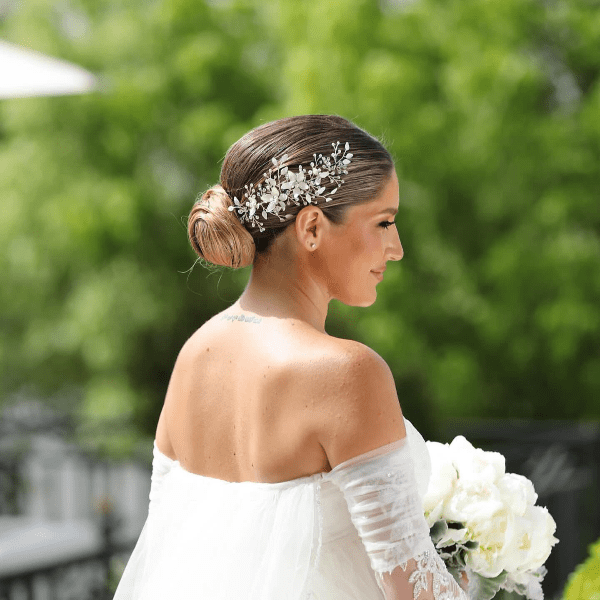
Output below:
[221,313,262,324]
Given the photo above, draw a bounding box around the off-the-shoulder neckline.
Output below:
[152,440,327,489]
[328,437,409,474]
[153,434,411,488]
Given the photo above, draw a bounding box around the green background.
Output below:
[1,0,598,455]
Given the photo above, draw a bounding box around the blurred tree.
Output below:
[562,536,600,600]
[0,0,598,455]
[268,0,600,427]
[0,0,276,453]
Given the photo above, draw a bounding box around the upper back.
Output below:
[156,308,333,483]
[155,308,406,483]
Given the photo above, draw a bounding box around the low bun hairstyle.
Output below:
[188,185,255,268]
[188,114,394,268]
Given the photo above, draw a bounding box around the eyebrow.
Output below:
[379,207,398,216]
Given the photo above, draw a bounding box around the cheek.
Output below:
[321,226,379,283]
[347,229,378,265]
[326,232,357,268]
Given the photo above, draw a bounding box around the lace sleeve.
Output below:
[327,438,469,600]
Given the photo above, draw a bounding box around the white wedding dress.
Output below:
[113,418,468,599]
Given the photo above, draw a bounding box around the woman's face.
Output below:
[315,169,403,307]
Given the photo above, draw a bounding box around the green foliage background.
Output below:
[562,537,600,600]
[1,0,599,452]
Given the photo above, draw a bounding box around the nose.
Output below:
[387,227,403,261]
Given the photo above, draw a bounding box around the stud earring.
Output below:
[310,243,316,248]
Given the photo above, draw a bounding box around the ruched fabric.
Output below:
[112,418,466,600]
[328,436,469,600]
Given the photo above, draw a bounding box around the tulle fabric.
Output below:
[112,418,459,600]
[328,435,468,600]
[114,458,321,600]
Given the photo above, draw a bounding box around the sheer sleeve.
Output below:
[327,437,469,600]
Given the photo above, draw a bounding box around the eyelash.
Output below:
[379,220,396,229]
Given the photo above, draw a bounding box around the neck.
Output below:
[236,251,330,333]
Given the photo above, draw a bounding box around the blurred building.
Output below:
[0,398,149,599]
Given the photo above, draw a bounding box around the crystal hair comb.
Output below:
[228,141,353,232]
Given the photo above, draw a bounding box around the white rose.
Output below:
[449,436,505,486]
[497,473,538,517]
[423,441,458,515]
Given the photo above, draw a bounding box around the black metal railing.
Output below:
[0,404,144,600]
[0,504,134,600]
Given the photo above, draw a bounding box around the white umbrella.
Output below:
[0,40,96,99]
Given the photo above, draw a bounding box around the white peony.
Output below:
[443,476,504,525]
[465,504,511,577]
[424,497,445,527]
[423,441,458,523]
[461,490,558,580]
[449,436,505,485]
[436,523,469,547]
[497,472,538,516]
[424,434,559,599]
[501,504,558,574]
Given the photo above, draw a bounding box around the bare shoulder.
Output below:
[164,318,223,387]
[325,337,393,381]
[300,336,407,469]
[299,336,391,393]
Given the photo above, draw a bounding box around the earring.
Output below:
[310,243,316,248]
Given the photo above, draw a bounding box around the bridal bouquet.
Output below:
[422,436,559,600]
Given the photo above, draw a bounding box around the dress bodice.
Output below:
[114,418,433,600]
[149,418,431,541]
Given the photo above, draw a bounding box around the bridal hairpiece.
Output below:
[228,141,353,232]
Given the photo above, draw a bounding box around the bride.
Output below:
[112,114,469,599]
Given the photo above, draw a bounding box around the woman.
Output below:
[113,114,469,599]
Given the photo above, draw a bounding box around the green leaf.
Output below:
[468,570,508,600]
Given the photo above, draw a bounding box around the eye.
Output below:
[379,220,396,229]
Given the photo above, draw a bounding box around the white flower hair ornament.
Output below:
[228,141,353,232]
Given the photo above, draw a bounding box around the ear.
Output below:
[294,205,329,251]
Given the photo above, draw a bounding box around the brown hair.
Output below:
[188,114,394,268]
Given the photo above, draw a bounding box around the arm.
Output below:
[317,344,469,600]
[328,438,469,600]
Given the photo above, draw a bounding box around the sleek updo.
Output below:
[188,114,394,268]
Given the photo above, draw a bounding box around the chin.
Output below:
[338,290,378,308]
[358,296,378,308]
